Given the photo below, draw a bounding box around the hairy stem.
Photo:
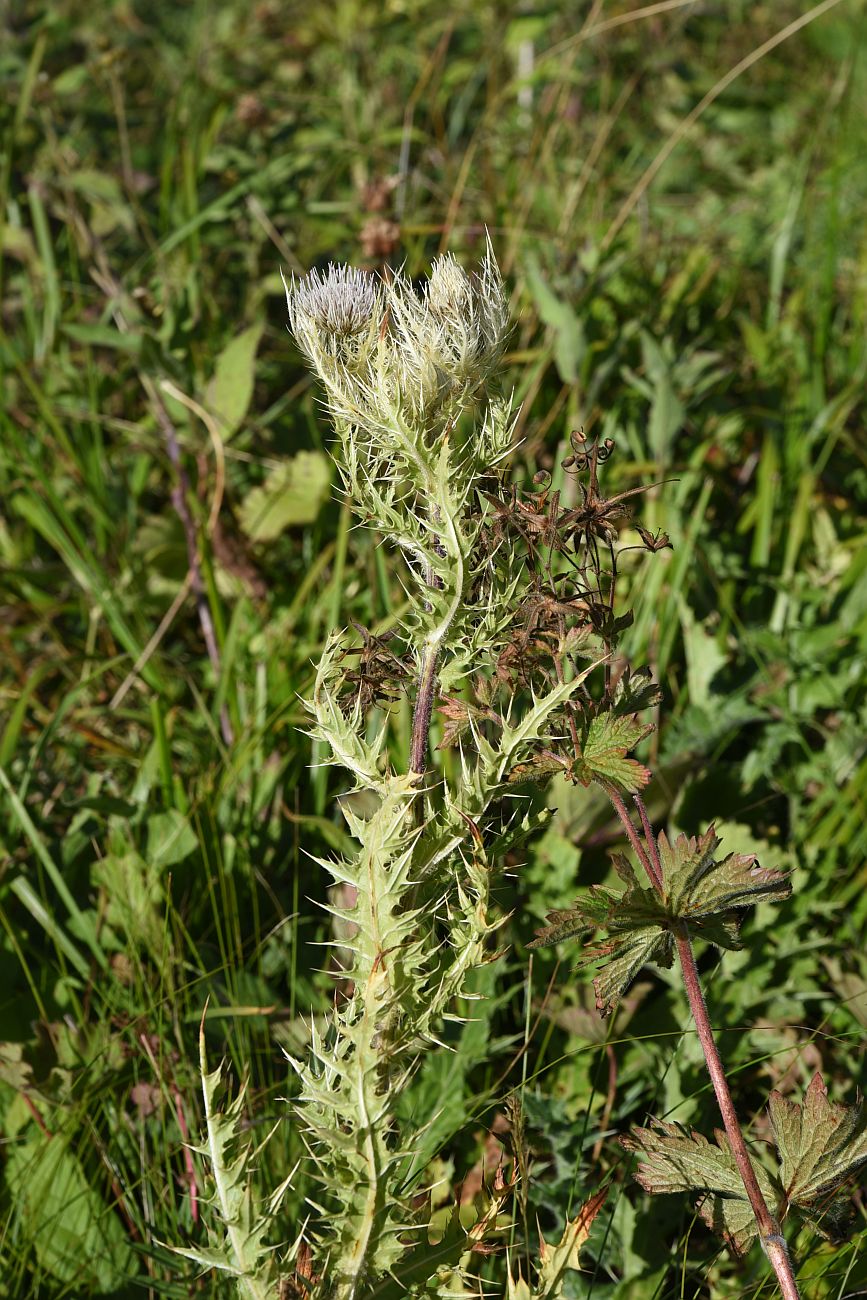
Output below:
[674,927,801,1300]
[602,782,661,890]
[605,790,801,1300]
[335,965,390,1299]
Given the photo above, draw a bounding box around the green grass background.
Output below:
[1,0,866,1295]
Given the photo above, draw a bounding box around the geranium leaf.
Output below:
[589,927,672,1016]
[612,666,662,717]
[573,712,652,792]
[621,1121,780,1256]
[528,892,612,949]
[660,826,792,931]
[769,1074,867,1220]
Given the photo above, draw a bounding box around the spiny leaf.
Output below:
[573,711,652,792]
[769,1073,867,1231]
[536,1187,608,1295]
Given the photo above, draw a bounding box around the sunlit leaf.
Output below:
[769,1073,867,1230]
[573,711,652,792]
[205,321,264,440]
[621,1120,780,1255]
[238,452,332,540]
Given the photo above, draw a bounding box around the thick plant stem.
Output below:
[674,928,801,1300]
[410,644,439,775]
[605,791,802,1300]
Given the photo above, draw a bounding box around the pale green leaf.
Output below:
[769,1073,867,1214]
[536,1189,608,1295]
[5,1135,134,1290]
[238,452,332,540]
[574,711,651,792]
[146,809,198,868]
[524,256,586,384]
[205,321,264,440]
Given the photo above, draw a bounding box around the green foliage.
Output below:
[623,1074,867,1253]
[530,827,791,1014]
[172,1028,284,1299]
[1,0,866,1296]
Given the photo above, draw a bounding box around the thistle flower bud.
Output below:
[428,254,474,321]
[285,246,510,431]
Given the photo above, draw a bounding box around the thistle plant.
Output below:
[181,247,867,1299]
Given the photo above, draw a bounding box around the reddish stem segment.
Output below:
[604,790,801,1300]
[673,929,800,1300]
[603,782,662,891]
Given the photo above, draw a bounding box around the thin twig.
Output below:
[633,793,662,886]
[85,230,234,745]
[148,384,234,746]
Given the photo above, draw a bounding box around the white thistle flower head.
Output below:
[286,244,509,430]
[284,264,382,414]
[421,243,510,398]
[287,263,379,337]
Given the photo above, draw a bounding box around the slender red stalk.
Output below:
[602,782,661,890]
[604,791,802,1300]
[673,927,800,1299]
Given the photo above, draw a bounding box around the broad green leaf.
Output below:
[146,809,198,868]
[529,823,788,1014]
[5,1134,134,1290]
[660,826,791,941]
[697,1192,764,1256]
[62,321,142,352]
[640,331,685,466]
[92,846,164,952]
[769,1073,867,1220]
[574,712,652,791]
[621,1121,779,1255]
[205,321,264,440]
[524,255,586,384]
[238,451,332,540]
